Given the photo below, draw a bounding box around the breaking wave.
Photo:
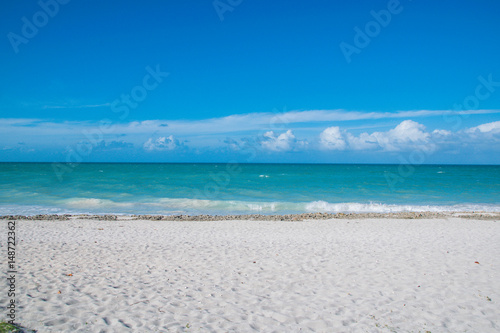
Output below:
[1,198,499,216]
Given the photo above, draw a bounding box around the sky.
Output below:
[1,0,500,164]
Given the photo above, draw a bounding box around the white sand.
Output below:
[2,217,500,332]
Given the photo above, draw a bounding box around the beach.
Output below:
[2,214,500,332]
[3,0,500,331]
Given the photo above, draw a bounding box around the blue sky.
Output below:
[1,0,500,163]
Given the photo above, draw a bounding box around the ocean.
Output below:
[0,163,499,216]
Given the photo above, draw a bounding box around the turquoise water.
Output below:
[0,163,499,215]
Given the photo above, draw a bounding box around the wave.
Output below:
[64,198,134,209]
[0,204,74,216]
[304,201,500,213]
[1,198,499,216]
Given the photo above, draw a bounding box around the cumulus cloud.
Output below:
[374,120,431,151]
[432,129,452,136]
[463,121,500,147]
[2,113,500,159]
[260,130,307,152]
[319,126,346,150]
[346,132,379,150]
[321,120,434,152]
[143,135,180,151]
[466,121,500,133]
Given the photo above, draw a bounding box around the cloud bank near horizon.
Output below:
[1,109,499,163]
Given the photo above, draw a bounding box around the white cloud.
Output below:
[378,120,431,151]
[122,109,498,138]
[261,130,307,152]
[2,109,500,139]
[319,120,500,153]
[2,114,500,156]
[321,120,433,152]
[0,118,43,125]
[432,129,452,136]
[143,135,180,151]
[466,121,500,133]
[463,121,500,147]
[42,103,111,109]
[267,109,500,125]
[319,126,346,150]
[346,132,379,150]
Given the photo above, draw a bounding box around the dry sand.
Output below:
[2,216,500,332]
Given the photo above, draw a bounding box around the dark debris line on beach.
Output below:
[1,212,499,221]
[131,212,446,221]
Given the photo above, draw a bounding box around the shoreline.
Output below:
[1,211,499,221]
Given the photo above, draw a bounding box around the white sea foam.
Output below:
[305,201,500,213]
[155,198,281,212]
[0,204,72,216]
[152,199,500,214]
[64,198,134,209]
[2,198,499,216]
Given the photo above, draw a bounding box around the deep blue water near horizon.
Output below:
[0,162,499,215]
